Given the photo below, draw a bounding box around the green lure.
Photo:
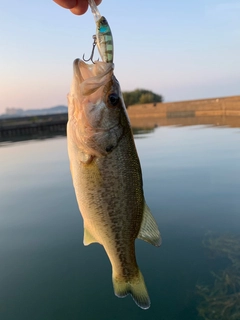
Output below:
[88,0,114,63]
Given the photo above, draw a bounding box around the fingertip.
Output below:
[70,0,102,15]
[53,0,77,10]
[57,0,102,16]
[70,0,88,15]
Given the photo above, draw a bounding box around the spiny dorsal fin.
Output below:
[137,202,161,247]
[83,227,98,246]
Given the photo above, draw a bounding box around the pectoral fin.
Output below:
[137,202,161,247]
[77,149,93,164]
[83,227,98,246]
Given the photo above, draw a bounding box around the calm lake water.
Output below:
[1,124,240,320]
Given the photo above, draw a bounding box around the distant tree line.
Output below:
[122,89,163,107]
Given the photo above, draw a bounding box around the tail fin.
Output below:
[112,270,150,310]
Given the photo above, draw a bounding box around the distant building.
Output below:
[1,106,68,118]
[5,108,24,116]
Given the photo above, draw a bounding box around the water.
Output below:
[1,124,240,320]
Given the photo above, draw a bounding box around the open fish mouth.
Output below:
[67,58,123,158]
[72,59,114,97]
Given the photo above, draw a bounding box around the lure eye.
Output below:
[108,93,119,107]
[101,17,107,25]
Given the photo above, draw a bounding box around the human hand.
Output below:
[53,0,102,15]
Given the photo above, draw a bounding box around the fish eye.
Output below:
[108,93,119,107]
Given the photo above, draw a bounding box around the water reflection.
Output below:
[1,115,240,145]
[1,120,240,320]
[0,132,66,145]
[130,115,240,131]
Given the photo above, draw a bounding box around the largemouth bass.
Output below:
[67,59,161,309]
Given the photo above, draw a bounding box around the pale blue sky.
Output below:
[0,0,240,114]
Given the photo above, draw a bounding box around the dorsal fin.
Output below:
[137,202,161,247]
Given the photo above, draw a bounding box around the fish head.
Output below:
[67,59,128,158]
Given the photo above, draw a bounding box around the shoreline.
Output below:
[1,95,240,139]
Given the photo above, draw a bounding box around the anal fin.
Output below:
[83,226,98,246]
[137,201,161,247]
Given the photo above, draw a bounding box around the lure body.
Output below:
[88,0,114,63]
[96,16,114,63]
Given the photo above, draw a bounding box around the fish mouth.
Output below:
[68,59,123,158]
[72,59,114,97]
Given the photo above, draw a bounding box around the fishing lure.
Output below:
[83,0,114,63]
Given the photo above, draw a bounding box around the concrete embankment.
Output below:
[0,114,67,140]
[127,95,240,128]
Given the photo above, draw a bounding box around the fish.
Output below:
[67,58,161,309]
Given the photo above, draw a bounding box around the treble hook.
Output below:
[83,35,97,63]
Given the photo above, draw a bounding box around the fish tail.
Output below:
[112,269,150,310]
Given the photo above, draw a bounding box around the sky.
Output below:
[0,0,240,114]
